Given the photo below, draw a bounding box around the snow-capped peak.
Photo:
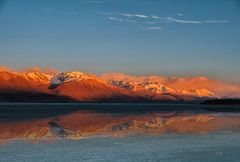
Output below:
[50,71,94,86]
[109,80,173,94]
[108,79,216,98]
[191,88,216,97]
[109,80,135,90]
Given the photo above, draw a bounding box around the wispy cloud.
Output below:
[151,15,160,19]
[134,14,149,18]
[121,13,149,18]
[120,13,132,17]
[204,20,229,23]
[166,17,229,24]
[143,21,156,25]
[108,16,123,22]
[108,12,229,24]
[141,26,162,31]
[100,12,229,31]
[177,13,184,16]
[166,17,201,24]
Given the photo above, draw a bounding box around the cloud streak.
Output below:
[101,12,230,31]
[166,17,201,24]
[204,20,229,23]
[121,13,149,18]
[166,17,229,24]
[107,12,229,24]
[177,13,184,16]
[108,16,123,22]
[141,26,162,31]
[151,15,160,19]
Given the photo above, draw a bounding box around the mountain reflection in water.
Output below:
[0,104,240,144]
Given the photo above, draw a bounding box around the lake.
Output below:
[0,104,240,162]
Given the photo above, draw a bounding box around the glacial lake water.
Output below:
[0,103,240,162]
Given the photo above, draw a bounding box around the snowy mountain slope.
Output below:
[0,69,218,102]
[108,80,216,98]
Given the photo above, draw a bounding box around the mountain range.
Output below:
[0,67,239,103]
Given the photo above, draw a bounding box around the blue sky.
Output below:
[0,0,240,82]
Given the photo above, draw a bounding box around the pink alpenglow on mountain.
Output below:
[0,67,240,103]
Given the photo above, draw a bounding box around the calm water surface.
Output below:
[0,104,240,162]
